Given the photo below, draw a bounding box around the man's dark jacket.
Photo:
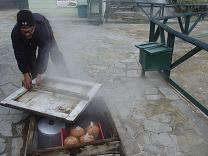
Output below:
[11,13,53,75]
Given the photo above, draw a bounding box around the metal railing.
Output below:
[105,1,208,23]
[149,12,208,116]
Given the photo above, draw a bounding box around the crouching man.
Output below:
[11,10,69,89]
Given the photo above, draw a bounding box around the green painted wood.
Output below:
[149,13,208,116]
[188,15,202,35]
[160,27,165,44]
[151,18,208,51]
[177,17,185,33]
[136,44,172,71]
[171,46,201,69]
[149,21,156,42]
[154,19,168,41]
[184,15,191,35]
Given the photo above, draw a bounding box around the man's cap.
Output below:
[17,10,35,27]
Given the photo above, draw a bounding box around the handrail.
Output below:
[149,13,208,115]
[151,18,208,51]
[155,12,208,20]
[107,1,208,7]
[105,1,208,23]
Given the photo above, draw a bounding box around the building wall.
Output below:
[0,0,28,9]
[29,0,87,17]
[78,0,87,5]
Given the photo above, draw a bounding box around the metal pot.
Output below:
[37,118,65,149]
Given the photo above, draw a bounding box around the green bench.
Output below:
[135,42,172,77]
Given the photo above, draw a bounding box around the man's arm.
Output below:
[35,26,50,74]
[11,27,32,89]
[11,27,30,74]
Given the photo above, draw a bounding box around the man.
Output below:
[11,10,68,89]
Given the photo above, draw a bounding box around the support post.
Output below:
[164,32,175,77]
[149,21,155,42]
[141,68,145,77]
[184,15,191,35]
[150,4,153,19]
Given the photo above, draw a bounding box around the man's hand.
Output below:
[36,74,42,86]
[23,73,32,89]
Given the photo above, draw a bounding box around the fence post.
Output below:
[149,21,155,42]
[164,32,175,76]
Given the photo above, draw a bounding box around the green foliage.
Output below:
[169,0,208,4]
[168,0,208,13]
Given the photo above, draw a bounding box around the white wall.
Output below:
[29,0,78,17]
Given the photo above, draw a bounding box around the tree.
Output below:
[169,0,208,3]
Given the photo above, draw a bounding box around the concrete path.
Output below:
[0,10,208,156]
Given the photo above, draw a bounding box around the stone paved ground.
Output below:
[0,10,208,156]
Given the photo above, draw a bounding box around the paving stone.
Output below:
[99,154,121,156]
[113,154,122,156]
[177,130,207,155]
[114,115,141,155]
[125,124,136,137]
[14,122,25,137]
[165,94,180,100]
[9,108,23,115]
[0,74,21,86]
[123,138,141,156]
[143,144,161,155]
[0,106,10,115]
[0,138,6,153]
[113,69,126,77]
[145,94,161,100]
[133,113,146,121]
[144,88,158,95]
[148,113,171,124]
[114,62,126,69]
[0,55,14,65]
[127,62,139,70]
[0,83,18,96]
[0,89,4,99]
[0,120,12,136]
[151,133,177,148]
[159,87,180,100]
[132,153,145,156]
[6,114,26,123]
[120,59,135,64]
[144,119,172,133]
[0,113,26,137]
[171,99,208,141]
[127,70,139,78]
[171,100,191,115]
[163,147,177,156]
[144,132,151,144]
[131,103,147,113]
[159,87,174,95]
[170,135,180,151]
[176,151,184,156]
[135,130,145,146]
[91,64,107,71]
[11,137,23,156]
[143,152,155,156]
[0,64,14,75]
[125,118,141,132]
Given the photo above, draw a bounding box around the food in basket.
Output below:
[70,126,85,138]
[86,121,100,138]
[64,136,79,146]
[80,133,95,143]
